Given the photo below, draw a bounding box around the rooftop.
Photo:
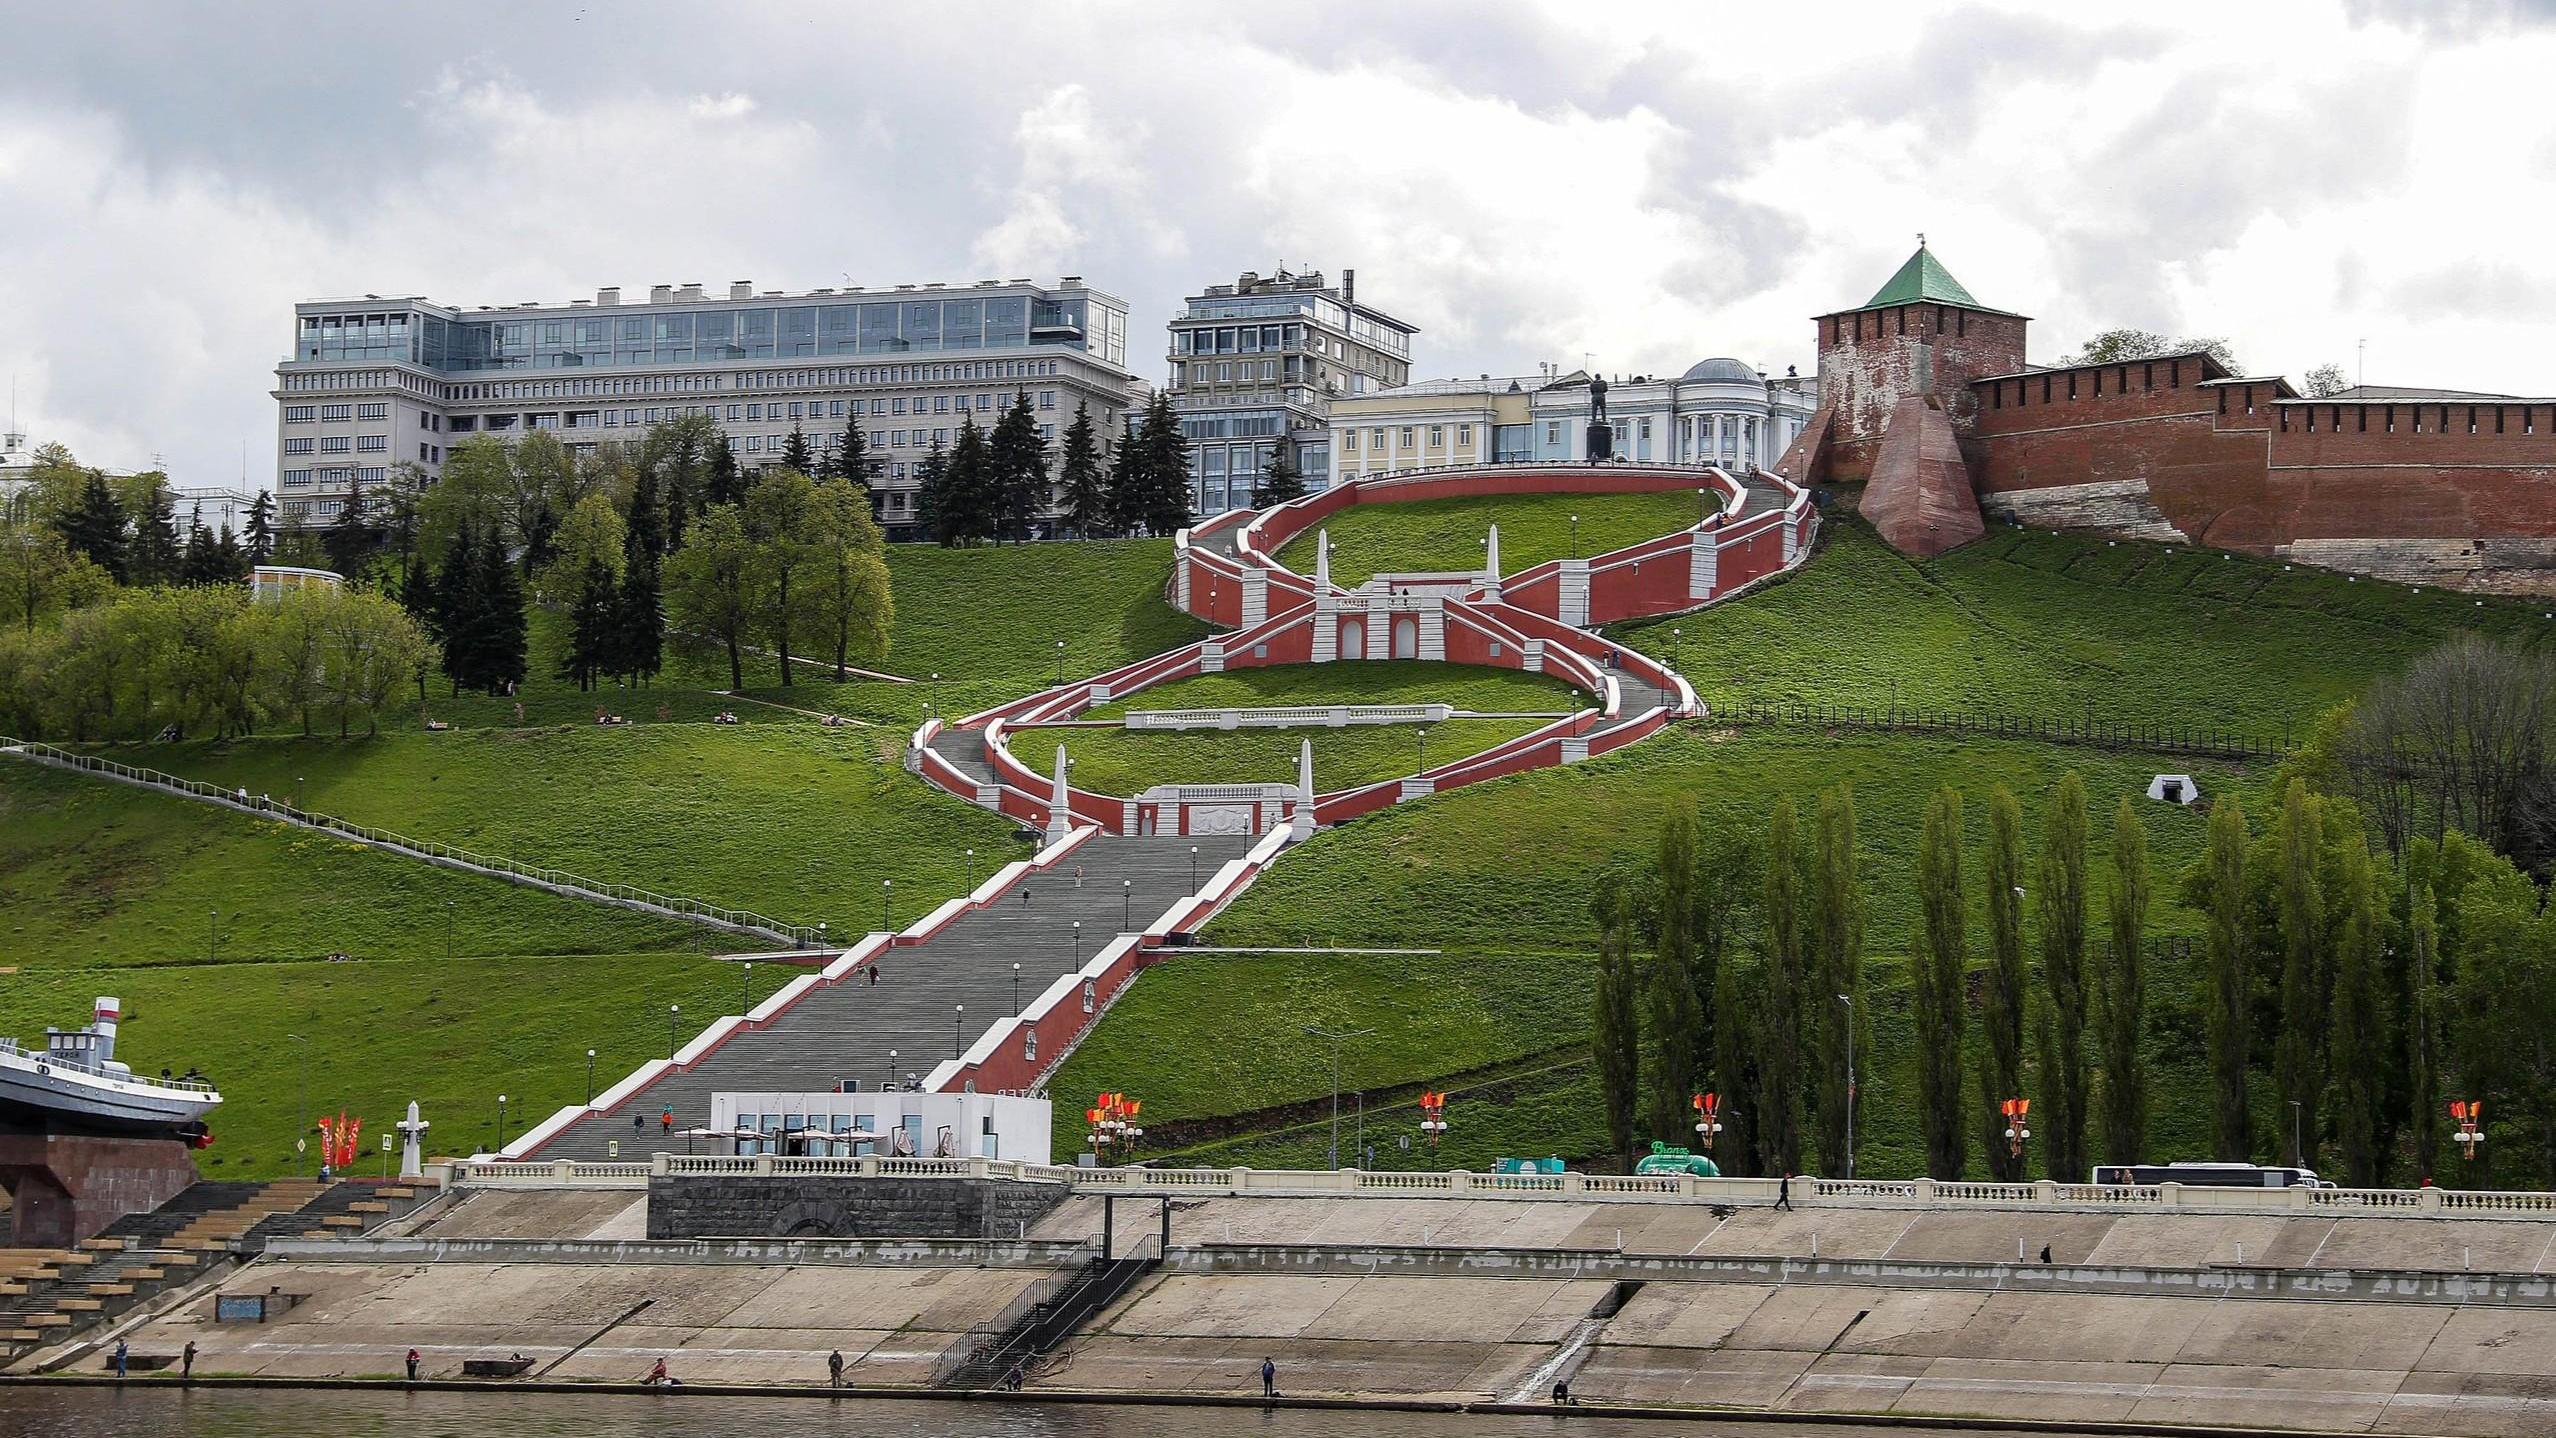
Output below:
[1825,242,2023,319]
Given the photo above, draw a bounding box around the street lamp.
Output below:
[1301,1025,1375,1171]
[1698,487,1710,526]
[1055,639,1067,687]
[1570,514,1580,558]
[881,878,892,933]
[496,1093,510,1151]
[585,1049,598,1104]
[929,672,941,717]
[742,961,754,1014]
[965,848,976,892]
[1416,726,1429,774]
[888,1049,899,1091]
[1071,920,1081,967]
[208,909,221,962]
[1189,846,1199,889]
[2289,1100,2305,1170]
[953,1003,966,1059]
[295,775,306,812]
[1012,961,1023,1015]
[667,1004,680,1057]
[1122,878,1133,930]
[1838,993,1856,1180]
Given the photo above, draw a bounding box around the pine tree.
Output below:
[1058,401,1108,538]
[1139,391,1194,535]
[2408,882,2443,1183]
[180,509,220,586]
[1808,785,1865,1178]
[1594,897,1642,1168]
[432,523,480,694]
[782,425,814,475]
[212,525,248,584]
[913,443,950,544]
[831,412,873,494]
[945,415,992,546]
[1914,786,1969,1181]
[1104,418,1145,538]
[399,543,440,634]
[1758,795,1806,1177]
[471,518,527,694]
[128,477,182,585]
[706,439,745,509]
[2330,826,2389,1186]
[558,559,616,692]
[616,463,665,686]
[324,476,372,579]
[2034,771,2093,1185]
[988,391,1049,543]
[2204,793,2254,1161]
[1646,809,1702,1146]
[56,471,126,581]
[244,491,276,562]
[2274,779,2327,1168]
[1979,786,2028,1180]
[2098,798,2151,1166]
[1250,449,1309,508]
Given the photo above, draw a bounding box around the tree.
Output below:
[1104,417,1145,538]
[1137,391,1194,535]
[320,589,436,736]
[640,412,723,548]
[781,425,814,477]
[243,491,276,562]
[828,410,873,495]
[2202,793,2255,1161]
[988,391,1049,543]
[430,523,479,696]
[557,559,617,692]
[2034,771,2093,1185]
[1594,897,1642,1168]
[2407,881,2443,1184]
[745,467,826,685]
[1758,795,1806,1176]
[1694,818,1759,1173]
[0,523,111,632]
[2449,854,2556,1187]
[937,415,993,546]
[2301,362,2351,397]
[1979,786,2028,1180]
[179,507,218,586]
[1251,449,1309,509]
[1808,785,1864,1179]
[614,461,667,687]
[126,474,182,586]
[2332,635,2556,872]
[535,491,627,606]
[705,436,745,510]
[810,473,893,680]
[2273,779,2328,1168]
[55,471,126,581]
[912,443,950,545]
[1058,401,1108,538]
[323,475,373,579]
[1913,786,1969,1181]
[2063,327,2240,373]
[1646,808,1703,1146]
[666,503,756,690]
[467,517,527,694]
[2328,824,2389,1186]
[2098,799,2151,1166]
[420,437,514,568]
[506,430,582,575]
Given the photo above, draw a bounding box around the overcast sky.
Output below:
[5,0,2553,484]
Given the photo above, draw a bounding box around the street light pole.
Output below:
[2290,1100,2306,1170]
[1122,879,1132,929]
[1301,1025,1374,1171]
[888,1049,899,1091]
[1189,846,1198,890]
[953,1003,965,1059]
[1838,993,1856,1180]
[1012,962,1022,1015]
[1416,726,1429,775]
[1071,920,1081,967]
[208,909,219,962]
[965,848,975,892]
[741,961,753,1014]
[667,1004,680,1057]
[1570,514,1580,558]
[881,879,892,933]
[585,1048,597,1104]
[496,1093,509,1151]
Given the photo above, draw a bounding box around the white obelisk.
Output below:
[1291,739,1316,841]
[396,1100,430,1181]
[1046,743,1073,844]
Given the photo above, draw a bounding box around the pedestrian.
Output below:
[661,1109,673,1134]
[867,964,880,986]
[1261,1355,1277,1398]
[1776,1173,1793,1211]
[2039,1244,2053,1264]
[827,1348,844,1387]
[182,1340,196,1380]
[113,1338,127,1378]
[632,1111,645,1135]
[1019,887,1031,906]
[406,1346,421,1381]
[1074,865,1084,888]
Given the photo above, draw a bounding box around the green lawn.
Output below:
[1083,661,1586,719]
[1629,519,2556,738]
[89,725,1029,934]
[1210,725,2233,956]
[1277,490,1706,587]
[0,954,752,1179]
[0,763,698,966]
[885,538,1207,688]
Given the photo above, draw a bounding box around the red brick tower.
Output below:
[1776,243,2026,558]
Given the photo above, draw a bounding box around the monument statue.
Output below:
[1589,374,1609,424]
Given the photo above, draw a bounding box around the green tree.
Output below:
[705,436,745,510]
[2328,824,2389,1186]
[641,412,723,547]
[243,491,275,562]
[2274,779,2327,1168]
[1913,786,1968,1180]
[745,467,826,685]
[467,518,527,694]
[420,437,513,567]
[55,470,126,581]
[2202,793,2254,1161]
[2063,328,2240,372]
[1593,897,1642,1168]
[1695,818,1758,1173]
[1646,808,1703,1146]
[1138,390,1194,535]
[2098,798,2151,1166]
[2034,771,2092,1184]
[0,522,112,632]
[781,425,814,476]
[2449,855,2556,1186]
[809,473,893,680]
[1104,418,1145,538]
[320,588,436,736]
[1808,785,1865,1178]
[125,474,182,585]
[1758,795,1806,1176]
[2407,882,2443,1183]
[912,443,950,543]
[988,391,1049,543]
[1251,449,1309,508]
[535,491,627,605]
[1058,401,1108,538]
[665,503,756,690]
[323,476,374,579]
[557,559,617,693]
[507,430,582,574]
[615,461,667,686]
[829,411,873,494]
[1979,786,2028,1180]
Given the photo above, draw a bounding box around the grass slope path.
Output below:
[515,464,1812,1162]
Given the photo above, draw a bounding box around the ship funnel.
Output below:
[92,997,119,1066]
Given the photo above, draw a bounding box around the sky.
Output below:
[5,0,2555,485]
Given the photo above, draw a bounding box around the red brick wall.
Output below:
[1816,304,2026,482]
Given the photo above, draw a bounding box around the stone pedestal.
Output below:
[1585,422,1615,462]
[0,1132,202,1247]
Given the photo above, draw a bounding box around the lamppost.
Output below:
[888,1049,899,1091]
[1189,846,1199,889]
[1071,920,1081,967]
[1122,879,1133,929]
[1301,1025,1374,1171]
[952,1003,965,1059]
[741,961,754,1014]
[295,774,306,813]
[585,1049,598,1104]
[1054,639,1067,687]
[881,878,892,933]
[1416,726,1429,774]
[1570,514,1580,558]
[929,672,941,717]
[816,922,827,953]
[2289,1100,2305,1171]
[496,1093,510,1151]
[1012,962,1022,1015]
[286,1032,310,1166]
[1698,487,1710,526]
[208,909,220,962]
[1838,992,1857,1180]
[667,1004,680,1057]
[965,848,976,891]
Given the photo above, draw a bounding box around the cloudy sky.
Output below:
[4,0,2550,484]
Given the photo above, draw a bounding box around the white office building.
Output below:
[1331,360,1819,479]
[271,276,1137,542]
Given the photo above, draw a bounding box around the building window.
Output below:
[321,404,351,422]
[1342,431,1357,453]
[356,435,387,452]
[1428,425,1444,447]
[282,469,312,487]
[1457,424,1473,446]
[283,406,315,424]
[283,437,314,455]
[1039,390,1056,410]
[356,402,388,420]
[1399,427,1414,447]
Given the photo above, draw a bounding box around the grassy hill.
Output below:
[1277,490,1705,587]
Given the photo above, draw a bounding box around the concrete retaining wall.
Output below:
[646,1174,1070,1240]
[262,1234,1088,1267]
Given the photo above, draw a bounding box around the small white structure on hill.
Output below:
[713,1090,1049,1163]
[2147,774,2202,806]
[250,564,343,603]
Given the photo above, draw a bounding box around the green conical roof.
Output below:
[1864,244,1980,309]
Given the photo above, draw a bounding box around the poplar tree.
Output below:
[1979,786,2028,1180]
[745,467,824,685]
[1058,401,1108,538]
[615,463,665,687]
[129,476,183,585]
[1695,819,1759,1173]
[1809,786,1865,1178]
[2330,827,2388,1186]
[2274,779,2327,1167]
[2098,798,2151,1166]
[1593,897,1642,1168]
[1647,809,1703,1145]
[1758,795,1806,1177]
[1914,786,1968,1180]
[2204,793,2254,1161]
[1712,939,1760,1175]
[431,523,478,694]
[2408,882,2443,1183]
[2035,771,2092,1184]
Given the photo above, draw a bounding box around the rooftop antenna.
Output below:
[2357,338,2365,389]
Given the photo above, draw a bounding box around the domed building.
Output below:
[1330,355,1818,484]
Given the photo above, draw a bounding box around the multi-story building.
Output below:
[271,276,1135,541]
[1165,268,1416,514]
[1329,359,1818,481]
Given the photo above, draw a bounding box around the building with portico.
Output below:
[1329,360,1817,482]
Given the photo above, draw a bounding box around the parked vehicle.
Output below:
[2090,1161,2331,1189]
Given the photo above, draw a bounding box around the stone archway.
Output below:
[1392,616,1418,660]
[1341,617,1365,660]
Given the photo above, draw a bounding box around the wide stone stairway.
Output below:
[534,831,1254,1159]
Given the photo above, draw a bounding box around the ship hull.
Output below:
[0,1054,219,1140]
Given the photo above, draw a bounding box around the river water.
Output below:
[0,1388,2019,1437]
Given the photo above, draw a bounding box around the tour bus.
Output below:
[2090,1161,2331,1189]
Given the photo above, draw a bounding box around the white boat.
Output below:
[0,998,221,1142]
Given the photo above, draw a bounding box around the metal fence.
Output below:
[0,737,822,946]
[1706,700,2291,763]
